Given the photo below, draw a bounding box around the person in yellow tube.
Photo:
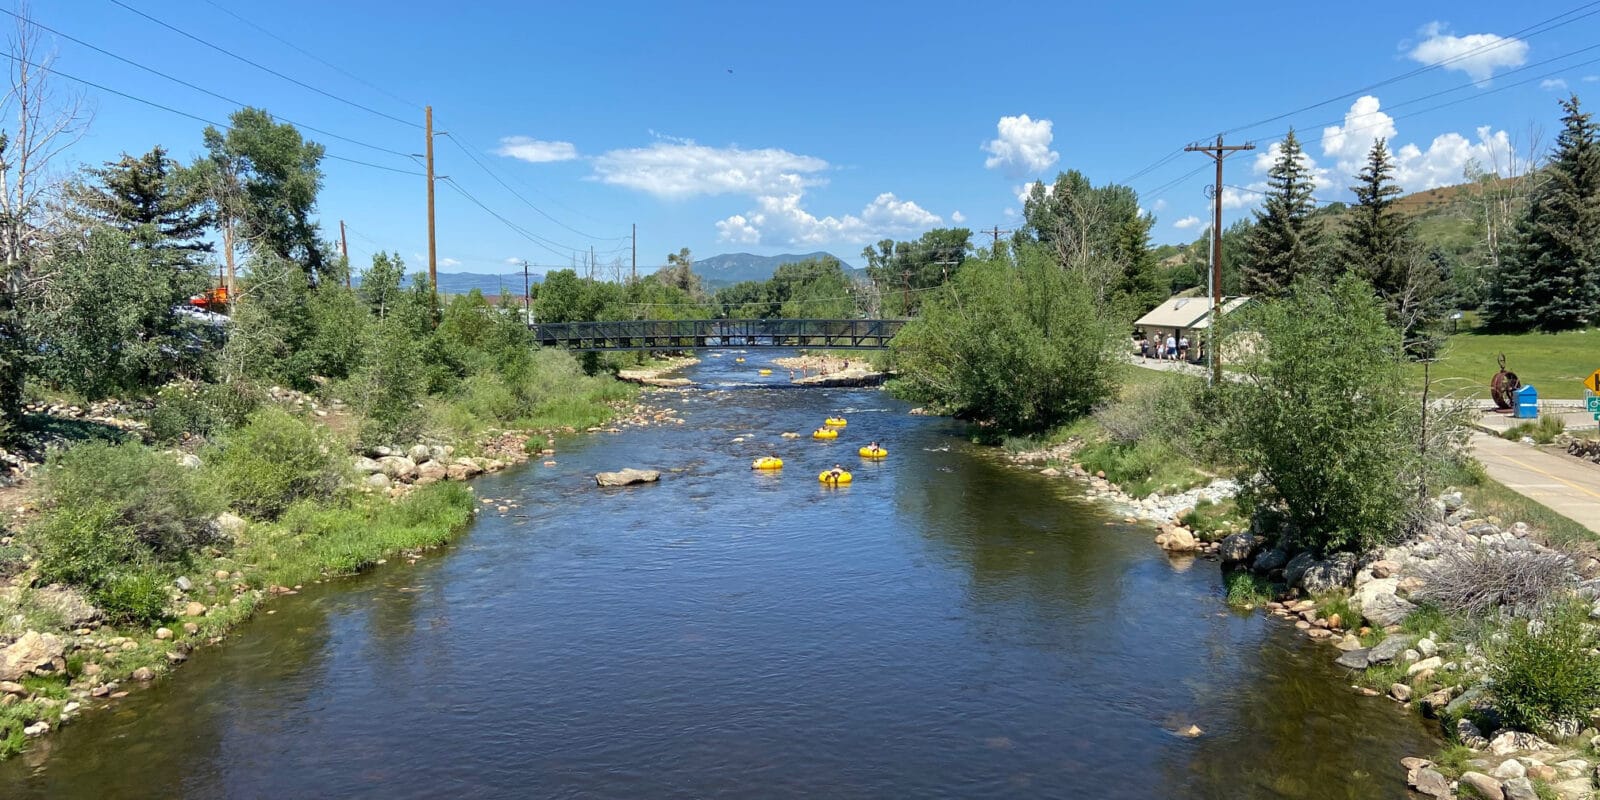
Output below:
[825,464,846,480]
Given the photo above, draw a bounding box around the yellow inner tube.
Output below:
[823,418,847,427]
[751,457,783,470]
[812,429,838,439]
[859,447,888,458]
[759,369,772,375]
[818,470,853,485]
[735,357,746,363]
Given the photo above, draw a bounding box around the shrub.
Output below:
[890,245,1122,434]
[1501,416,1566,445]
[31,442,220,586]
[1224,571,1275,607]
[148,380,263,443]
[1415,547,1573,617]
[1219,276,1465,552]
[92,571,172,625]
[211,407,341,519]
[1489,600,1600,734]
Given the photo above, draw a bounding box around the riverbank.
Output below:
[0,368,677,759]
[770,353,889,387]
[1006,423,1600,800]
[617,355,700,388]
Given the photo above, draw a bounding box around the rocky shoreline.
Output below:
[1010,439,1600,800]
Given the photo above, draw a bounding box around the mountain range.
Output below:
[661,251,858,287]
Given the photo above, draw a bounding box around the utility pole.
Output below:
[425,105,438,300]
[901,268,911,315]
[631,223,637,284]
[987,225,1010,249]
[1185,134,1254,385]
[522,259,530,325]
[339,219,350,288]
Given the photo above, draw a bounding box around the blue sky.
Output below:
[27,0,1600,275]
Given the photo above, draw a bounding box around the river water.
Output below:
[0,352,1439,798]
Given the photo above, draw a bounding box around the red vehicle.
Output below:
[188,285,229,310]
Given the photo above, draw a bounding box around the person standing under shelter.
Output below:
[1165,332,1177,361]
[1178,334,1189,361]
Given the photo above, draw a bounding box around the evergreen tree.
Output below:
[1487,95,1600,331]
[66,146,213,268]
[1339,139,1409,286]
[1242,130,1322,297]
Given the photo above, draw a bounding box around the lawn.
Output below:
[1415,327,1599,400]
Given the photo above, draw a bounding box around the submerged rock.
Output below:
[1334,648,1370,670]
[1366,635,1413,665]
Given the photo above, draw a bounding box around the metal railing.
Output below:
[532,318,907,351]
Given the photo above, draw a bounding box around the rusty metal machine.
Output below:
[1490,353,1521,410]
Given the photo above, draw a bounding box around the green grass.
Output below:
[1224,571,1276,608]
[1416,327,1598,400]
[1432,743,1476,779]
[1500,415,1566,444]
[1179,498,1247,541]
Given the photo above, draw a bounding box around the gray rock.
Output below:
[1489,731,1554,756]
[363,472,391,489]
[1500,777,1537,800]
[1390,683,1412,701]
[215,512,247,538]
[1406,766,1451,799]
[595,468,661,487]
[1417,637,1438,658]
[1446,685,1489,720]
[1284,552,1317,587]
[1298,553,1358,594]
[28,586,100,627]
[174,576,192,592]
[351,456,384,474]
[377,456,419,480]
[1362,591,1418,628]
[1441,492,1465,512]
[177,453,203,470]
[1367,635,1414,665]
[407,444,431,462]
[1457,771,1503,800]
[1252,548,1288,574]
[1217,532,1265,563]
[1457,717,1489,750]
[1334,648,1370,670]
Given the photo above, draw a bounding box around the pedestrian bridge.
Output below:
[533,318,907,352]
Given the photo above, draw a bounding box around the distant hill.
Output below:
[665,252,859,288]
[357,272,541,297]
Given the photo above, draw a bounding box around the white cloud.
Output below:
[592,140,827,199]
[439,257,462,268]
[1406,22,1528,85]
[1541,78,1569,91]
[1586,75,1600,83]
[1015,180,1055,206]
[503,257,522,266]
[495,136,579,163]
[951,210,966,223]
[1318,95,1514,194]
[983,114,1059,177]
[716,191,941,247]
[1173,215,1202,230]
[1002,207,1018,218]
[1153,198,1168,212]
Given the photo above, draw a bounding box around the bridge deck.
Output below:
[533,318,907,352]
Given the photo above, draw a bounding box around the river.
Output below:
[0,351,1439,798]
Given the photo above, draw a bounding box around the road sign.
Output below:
[1588,396,1600,413]
[1586,369,1600,394]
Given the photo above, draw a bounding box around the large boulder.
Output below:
[414,460,448,486]
[407,444,431,463]
[0,632,66,681]
[1155,527,1199,552]
[377,456,419,481]
[351,456,384,474]
[595,469,661,487]
[1298,553,1358,594]
[1406,766,1450,799]
[1354,577,1418,627]
[1284,552,1317,587]
[1252,548,1288,574]
[1456,772,1503,800]
[1334,648,1370,670]
[215,512,247,539]
[29,586,99,627]
[1217,532,1265,563]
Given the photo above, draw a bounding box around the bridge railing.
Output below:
[532,318,907,351]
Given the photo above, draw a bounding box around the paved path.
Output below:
[1127,357,1600,535]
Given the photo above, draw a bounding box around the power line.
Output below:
[104,0,422,129]
[440,177,588,261]
[441,133,631,243]
[199,0,423,112]
[0,50,425,176]
[3,9,414,160]
[1216,1,1600,139]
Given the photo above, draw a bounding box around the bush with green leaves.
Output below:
[890,244,1122,434]
[31,442,221,588]
[93,571,173,625]
[1218,276,1460,552]
[149,380,263,442]
[1489,600,1600,734]
[211,407,341,519]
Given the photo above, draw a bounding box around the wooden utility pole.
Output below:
[339,219,350,288]
[222,219,235,297]
[987,225,1010,249]
[425,105,438,299]
[1185,135,1254,385]
[521,259,530,324]
[631,223,637,284]
[901,268,911,314]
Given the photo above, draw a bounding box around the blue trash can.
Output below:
[1514,385,1539,419]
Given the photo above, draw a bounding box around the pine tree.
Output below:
[1488,95,1600,331]
[67,146,212,267]
[1339,138,1410,288]
[1242,129,1322,297]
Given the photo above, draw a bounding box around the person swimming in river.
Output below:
[826,464,846,479]
[866,441,883,454]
